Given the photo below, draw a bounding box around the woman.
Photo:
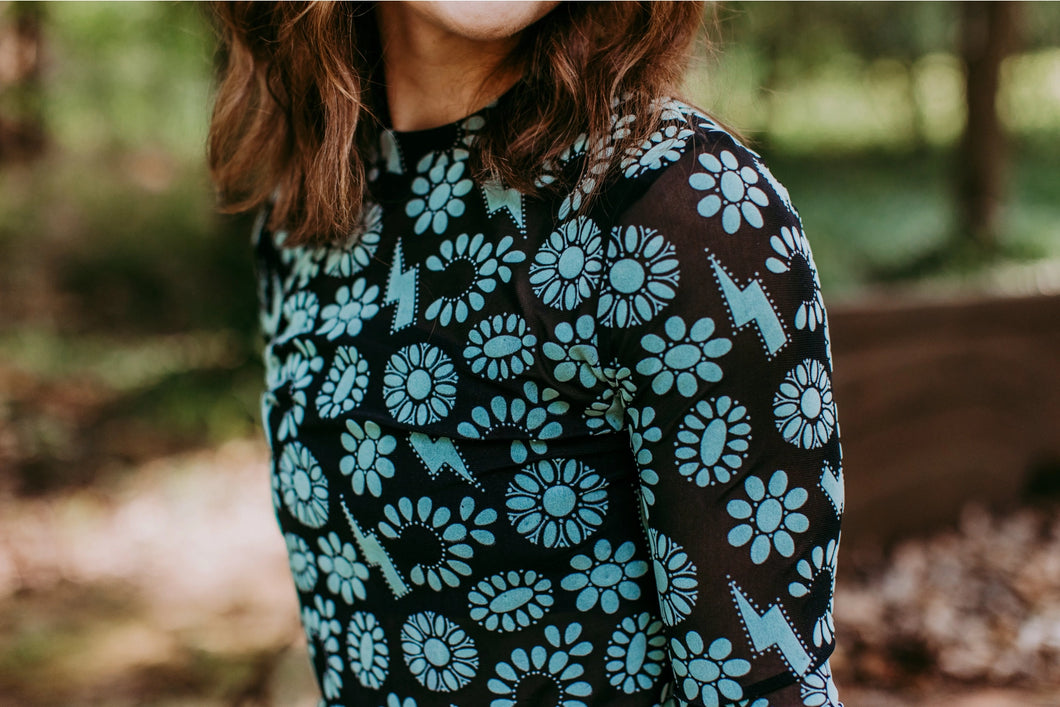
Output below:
[209,2,843,706]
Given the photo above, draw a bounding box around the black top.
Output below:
[254,91,843,707]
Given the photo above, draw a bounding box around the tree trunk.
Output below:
[956,1,1019,253]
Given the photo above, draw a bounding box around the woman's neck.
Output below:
[375,4,523,132]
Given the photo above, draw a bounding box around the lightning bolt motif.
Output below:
[341,497,409,598]
[384,238,419,332]
[731,581,812,676]
[819,461,844,516]
[709,253,787,357]
[379,130,404,174]
[409,433,481,490]
[482,181,525,231]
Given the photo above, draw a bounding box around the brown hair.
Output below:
[208,1,706,245]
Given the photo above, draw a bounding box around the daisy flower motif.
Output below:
[339,419,397,498]
[378,496,496,591]
[584,364,636,433]
[346,610,390,689]
[379,695,416,707]
[406,149,474,235]
[401,612,479,693]
[765,226,825,332]
[467,569,554,632]
[488,623,594,707]
[529,216,605,310]
[464,313,537,381]
[424,232,525,325]
[674,396,751,487]
[316,345,370,419]
[322,201,383,278]
[800,661,841,707]
[456,381,569,464]
[727,470,809,565]
[316,530,370,605]
[637,315,732,397]
[383,343,459,426]
[278,441,329,528]
[275,290,319,344]
[788,539,839,648]
[316,278,381,341]
[773,358,836,449]
[542,314,602,390]
[598,225,680,328]
[265,339,323,443]
[621,122,694,178]
[604,612,667,694]
[284,533,318,592]
[561,539,649,614]
[688,149,770,234]
[505,458,609,549]
[669,633,750,706]
[648,529,699,627]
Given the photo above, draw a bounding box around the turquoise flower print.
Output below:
[317,278,381,341]
[506,458,609,548]
[789,540,838,648]
[669,633,750,706]
[468,569,554,632]
[383,343,459,425]
[304,595,344,698]
[280,237,325,289]
[627,406,662,467]
[584,364,636,433]
[425,233,525,326]
[488,623,593,707]
[621,123,694,178]
[317,531,370,605]
[753,153,794,212]
[688,149,770,234]
[598,225,680,328]
[605,613,666,694]
[346,610,389,689]
[285,533,318,592]
[322,201,382,278]
[556,114,634,219]
[457,381,569,463]
[727,470,810,565]
[380,695,416,707]
[276,291,319,344]
[800,662,841,707]
[278,441,329,528]
[464,313,537,381]
[378,496,496,591]
[637,316,732,397]
[529,216,604,310]
[265,339,323,443]
[773,358,836,449]
[406,149,474,235]
[765,226,825,332]
[316,346,370,419]
[401,611,479,692]
[340,419,397,497]
[543,314,602,389]
[561,539,649,614]
[736,699,769,707]
[648,529,699,627]
[674,396,751,487]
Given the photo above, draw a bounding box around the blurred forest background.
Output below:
[1,2,1059,705]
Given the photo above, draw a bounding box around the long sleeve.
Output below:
[596,116,844,705]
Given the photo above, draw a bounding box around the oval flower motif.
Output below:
[637,315,732,396]
[648,529,699,627]
[773,358,836,449]
[277,441,329,528]
[464,313,537,381]
[727,470,810,565]
[383,343,459,425]
[424,232,525,326]
[322,201,383,278]
[561,539,649,614]
[346,610,389,689]
[401,611,479,692]
[621,122,694,178]
[339,419,397,497]
[316,345,370,419]
[598,225,680,328]
[467,569,554,632]
[284,532,318,592]
[506,458,608,548]
[406,149,474,235]
[529,216,604,310]
[674,396,751,487]
[688,149,770,234]
[605,612,667,694]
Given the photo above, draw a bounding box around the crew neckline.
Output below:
[382,78,522,140]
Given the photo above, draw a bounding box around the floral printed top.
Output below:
[254,90,843,707]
